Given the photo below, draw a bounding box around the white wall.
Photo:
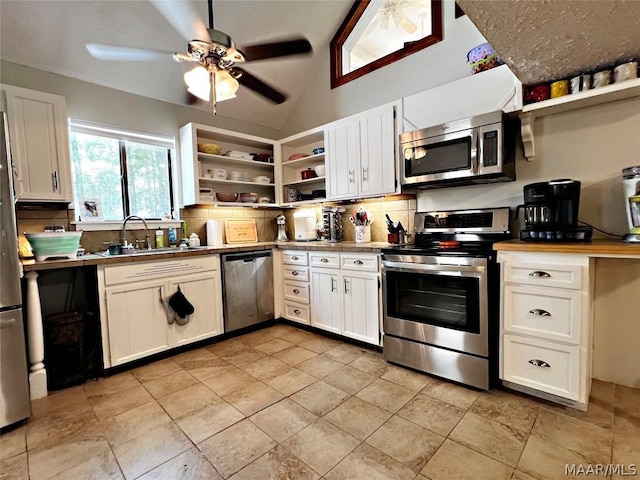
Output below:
[280,1,487,136]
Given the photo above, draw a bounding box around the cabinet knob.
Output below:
[529,271,551,278]
[292,270,299,276]
[293,289,300,294]
[353,259,364,265]
[528,359,551,368]
[292,256,299,260]
[293,309,301,315]
[321,258,329,263]
[529,309,551,316]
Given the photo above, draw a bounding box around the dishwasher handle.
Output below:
[222,250,271,263]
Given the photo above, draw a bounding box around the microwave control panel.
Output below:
[482,131,498,167]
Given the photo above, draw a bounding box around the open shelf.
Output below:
[199,177,275,187]
[280,198,327,207]
[197,153,275,169]
[282,153,325,168]
[283,176,326,187]
[195,201,279,208]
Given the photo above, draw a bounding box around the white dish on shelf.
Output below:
[254,176,271,184]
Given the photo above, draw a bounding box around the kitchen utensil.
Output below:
[622,165,640,243]
[252,153,271,162]
[24,231,83,261]
[355,225,371,243]
[300,168,317,180]
[258,196,271,204]
[550,80,569,98]
[614,61,638,83]
[293,209,317,241]
[197,143,221,155]
[254,175,270,184]
[322,206,346,243]
[312,147,325,155]
[524,84,550,103]
[276,215,289,242]
[593,70,611,88]
[240,192,258,203]
[570,74,591,94]
[213,168,227,180]
[466,42,503,74]
[311,189,326,198]
[288,153,310,161]
[313,165,325,177]
[216,192,239,202]
[225,219,258,243]
[229,171,243,181]
[385,214,396,233]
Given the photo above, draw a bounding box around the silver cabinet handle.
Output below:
[349,170,355,184]
[52,171,59,191]
[344,278,349,294]
[321,258,329,263]
[293,288,300,294]
[292,256,299,260]
[293,309,301,315]
[529,309,551,316]
[353,259,364,265]
[529,271,551,278]
[529,359,551,368]
[292,270,299,276]
[331,277,336,292]
[362,167,368,181]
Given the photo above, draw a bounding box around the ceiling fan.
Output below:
[86,0,312,113]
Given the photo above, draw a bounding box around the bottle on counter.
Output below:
[155,228,165,248]
[188,233,201,247]
[168,227,177,247]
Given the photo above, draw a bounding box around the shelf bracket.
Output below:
[519,112,535,161]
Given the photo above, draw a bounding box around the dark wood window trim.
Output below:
[330,0,443,89]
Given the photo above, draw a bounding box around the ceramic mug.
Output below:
[570,74,591,94]
[593,70,611,88]
[614,62,638,83]
[213,168,227,180]
[550,80,569,98]
[525,84,550,103]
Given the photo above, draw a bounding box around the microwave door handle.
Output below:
[471,128,479,174]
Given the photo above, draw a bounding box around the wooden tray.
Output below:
[224,219,258,243]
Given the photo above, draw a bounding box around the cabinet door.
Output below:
[311,269,342,334]
[325,120,358,199]
[105,279,171,366]
[358,105,396,197]
[342,273,380,345]
[168,272,223,347]
[4,86,72,202]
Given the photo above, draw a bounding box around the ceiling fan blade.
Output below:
[150,0,210,42]
[86,44,174,61]
[239,38,312,62]
[231,67,287,104]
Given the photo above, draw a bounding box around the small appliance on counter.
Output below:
[293,209,317,241]
[515,179,592,241]
[622,166,640,243]
[275,215,289,242]
[322,206,345,243]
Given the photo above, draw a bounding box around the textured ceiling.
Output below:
[457,0,640,85]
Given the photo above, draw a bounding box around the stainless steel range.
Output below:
[382,207,510,390]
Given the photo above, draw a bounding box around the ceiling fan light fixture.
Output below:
[214,69,240,101]
[184,65,211,101]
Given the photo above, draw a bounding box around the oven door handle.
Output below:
[382,261,486,275]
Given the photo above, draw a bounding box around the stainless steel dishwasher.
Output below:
[221,250,274,332]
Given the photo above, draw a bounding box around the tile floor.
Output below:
[1,323,639,480]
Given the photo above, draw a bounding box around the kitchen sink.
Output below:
[96,246,210,257]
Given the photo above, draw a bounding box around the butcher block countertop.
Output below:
[494,239,640,258]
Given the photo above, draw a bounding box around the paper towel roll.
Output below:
[206,220,224,246]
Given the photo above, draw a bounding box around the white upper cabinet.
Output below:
[325,102,399,200]
[3,85,72,202]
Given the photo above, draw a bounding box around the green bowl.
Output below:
[25,232,82,261]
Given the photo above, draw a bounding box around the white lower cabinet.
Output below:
[99,256,223,368]
[311,269,342,334]
[341,273,380,345]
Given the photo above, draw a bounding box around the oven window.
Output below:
[405,136,471,177]
[386,270,480,333]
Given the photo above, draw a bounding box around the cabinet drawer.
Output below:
[283,266,309,282]
[104,257,218,286]
[284,282,310,304]
[284,302,310,324]
[309,252,340,268]
[503,262,583,290]
[502,334,580,401]
[282,251,308,266]
[340,254,379,272]
[503,285,583,344]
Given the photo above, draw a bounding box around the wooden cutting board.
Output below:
[224,219,258,243]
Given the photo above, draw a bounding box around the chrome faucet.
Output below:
[121,215,152,250]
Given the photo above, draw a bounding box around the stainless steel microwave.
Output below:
[400,111,517,189]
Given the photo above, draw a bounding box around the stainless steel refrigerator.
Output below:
[0,111,31,427]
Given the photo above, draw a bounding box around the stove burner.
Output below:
[439,240,460,249]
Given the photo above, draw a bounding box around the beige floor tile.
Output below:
[223,381,285,416]
[132,359,182,383]
[32,385,91,417]
[397,393,466,436]
[290,381,351,416]
[349,353,391,377]
[0,424,26,460]
[510,470,539,480]
[236,329,276,347]
[422,439,513,480]
[449,412,528,467]
[276,329,317,345]
[421,379,480,410]
[614,384,640,435]
[264,368,317,396]
[223,349,268,368]
[532,410,612,464]
[172,348,219,368]
[176,397,245,443]
[157,383,220,420]
[612,431,640,479]
[470,390,540,433]
[0,452,28,480]
[202,367,257,397]
[297,355,344,379]
[282,419,360,476]
[322,344,368,364]
[254,337,294,355]
[300,336,341,354]
[83,372,139,399]
[102,401,171,446]
[229,445,319,480]
[251,398,318,442]
[208,338,256,358]
[265,324,301,338]
[366,415,444,473]
[89,383,155,421]
[323,396,391,440]
[183,357,236,383]
[241,357,290,380]
[137,447,222,480]
[325,443,416,480]
[112,423,192,480]
[356,378,415,413]
[199,419,277,478]
[517,433,595,480]
[543,379,615,430]
[26,403,99,450]
[142,369,199,399]
[381,366,433,392]
[323,365,376,395]
[50,450,123,480]
[273,346,318,366]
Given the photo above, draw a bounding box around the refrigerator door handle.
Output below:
[0,318,16,328]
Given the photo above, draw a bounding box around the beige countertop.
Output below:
[494,239,640,257]
[21,241,390,271]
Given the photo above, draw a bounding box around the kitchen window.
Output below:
[68,121,175,223]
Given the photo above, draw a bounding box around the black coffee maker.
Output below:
[516,179,592,241]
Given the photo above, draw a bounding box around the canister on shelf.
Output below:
[550,80,569,98]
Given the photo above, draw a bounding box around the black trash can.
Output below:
[44,312,87,390]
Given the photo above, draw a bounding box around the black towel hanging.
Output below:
[168,285,195,319]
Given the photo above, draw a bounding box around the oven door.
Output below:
[382,255,488,356]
